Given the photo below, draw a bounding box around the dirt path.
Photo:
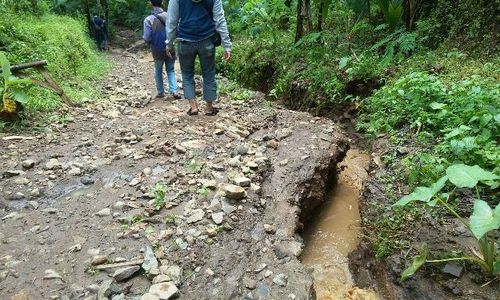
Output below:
[0,42,349,300]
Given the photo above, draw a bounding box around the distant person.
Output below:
[165,0,232,115]
[143,0,180,99]
[91,15,107,51]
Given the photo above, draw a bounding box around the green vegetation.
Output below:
[1,0,498,290]
[152,182,167,210]
[52,0,150,30]
[188,158,204,174]
[196,187,210,196]
[358,71,499,182]
[221,0,499,283]
[0,53,32,119]
[396,164,499,280]
[0,0,109,127]
[164,213,178,224]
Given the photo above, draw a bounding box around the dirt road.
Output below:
[0,43,348,300]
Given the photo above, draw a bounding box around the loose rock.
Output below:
[22,159,35,169]
[112,266,140,282]
[273,273,288,287]
[234,176,251,187]
[187,209,205,224]
[45,159,61,170]
[148,282,179,300]
[224,184,246,200]
[44,269,63,280]
[95,208,111,217]
[142,246,159,275]
[211,212,224,225]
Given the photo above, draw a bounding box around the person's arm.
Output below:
[212,0,232,52]
[165,0,179,50]
[143,18,152,43]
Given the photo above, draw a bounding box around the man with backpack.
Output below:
[143,0,181,99]
[165,0,232,115]
[91,15,108,51]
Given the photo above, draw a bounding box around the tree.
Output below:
[317,0,324,31]
[295,0,305,42]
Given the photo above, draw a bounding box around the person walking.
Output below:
[143,0,181,99]
[165,0,232,115]
[91,15,108,51]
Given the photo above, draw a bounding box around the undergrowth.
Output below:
[0,8,109,129]
[220,0,500,262]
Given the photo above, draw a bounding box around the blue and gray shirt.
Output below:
[165,0,232,52]
[143,7,168,59]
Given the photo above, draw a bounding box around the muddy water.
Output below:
[302,149,378,299]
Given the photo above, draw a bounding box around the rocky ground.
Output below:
[0,43,349,299]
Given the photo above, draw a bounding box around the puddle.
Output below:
[302,149,378,299]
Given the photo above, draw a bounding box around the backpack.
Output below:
[92,16,104,31]
[150,13,168,59]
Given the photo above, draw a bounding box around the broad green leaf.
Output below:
[401,243,428,282]
[444,125,471,139]
[493,261,500,276]
[339,57,349,69]
[469,200,500,240]
[380,43,395,66]
[11,90,28,104]
[446,164,499,188]
[430,102,446,110]
[0,52,11,81]
[480,114,493,126]
[395,176,448,206]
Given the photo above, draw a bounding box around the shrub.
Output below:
[0,11,109,112]
[357,71,500,175]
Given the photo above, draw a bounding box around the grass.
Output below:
[0,11,110,130]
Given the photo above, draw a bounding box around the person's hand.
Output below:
[223,51,231,61]
[166,47,173,59]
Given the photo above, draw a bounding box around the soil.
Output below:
[0,32,350,300]
[301,149,378,300]
[348,140,500,300]
[1,30,498,300]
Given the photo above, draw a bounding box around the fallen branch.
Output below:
[10,60,48,72]
[94,258,144,270]
[2,136,35,141]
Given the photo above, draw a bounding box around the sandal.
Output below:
[187,108,199,115]
[205,107,219,116]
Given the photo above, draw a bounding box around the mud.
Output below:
[0,33,349,300]
[301,150,378,300]
[349,140,500,300]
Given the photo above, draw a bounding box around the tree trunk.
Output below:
[83,0,93,36]
[404,0,418,31]
[304,0,313,32]
[317,0,324,32]
[103,0,109,32]
[366,0,371,19]
[295,0,304,42]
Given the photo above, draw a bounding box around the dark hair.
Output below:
[150,0,162,6]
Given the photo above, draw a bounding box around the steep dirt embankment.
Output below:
[0,43,347,299]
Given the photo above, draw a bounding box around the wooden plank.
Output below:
[10,60,48,72]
